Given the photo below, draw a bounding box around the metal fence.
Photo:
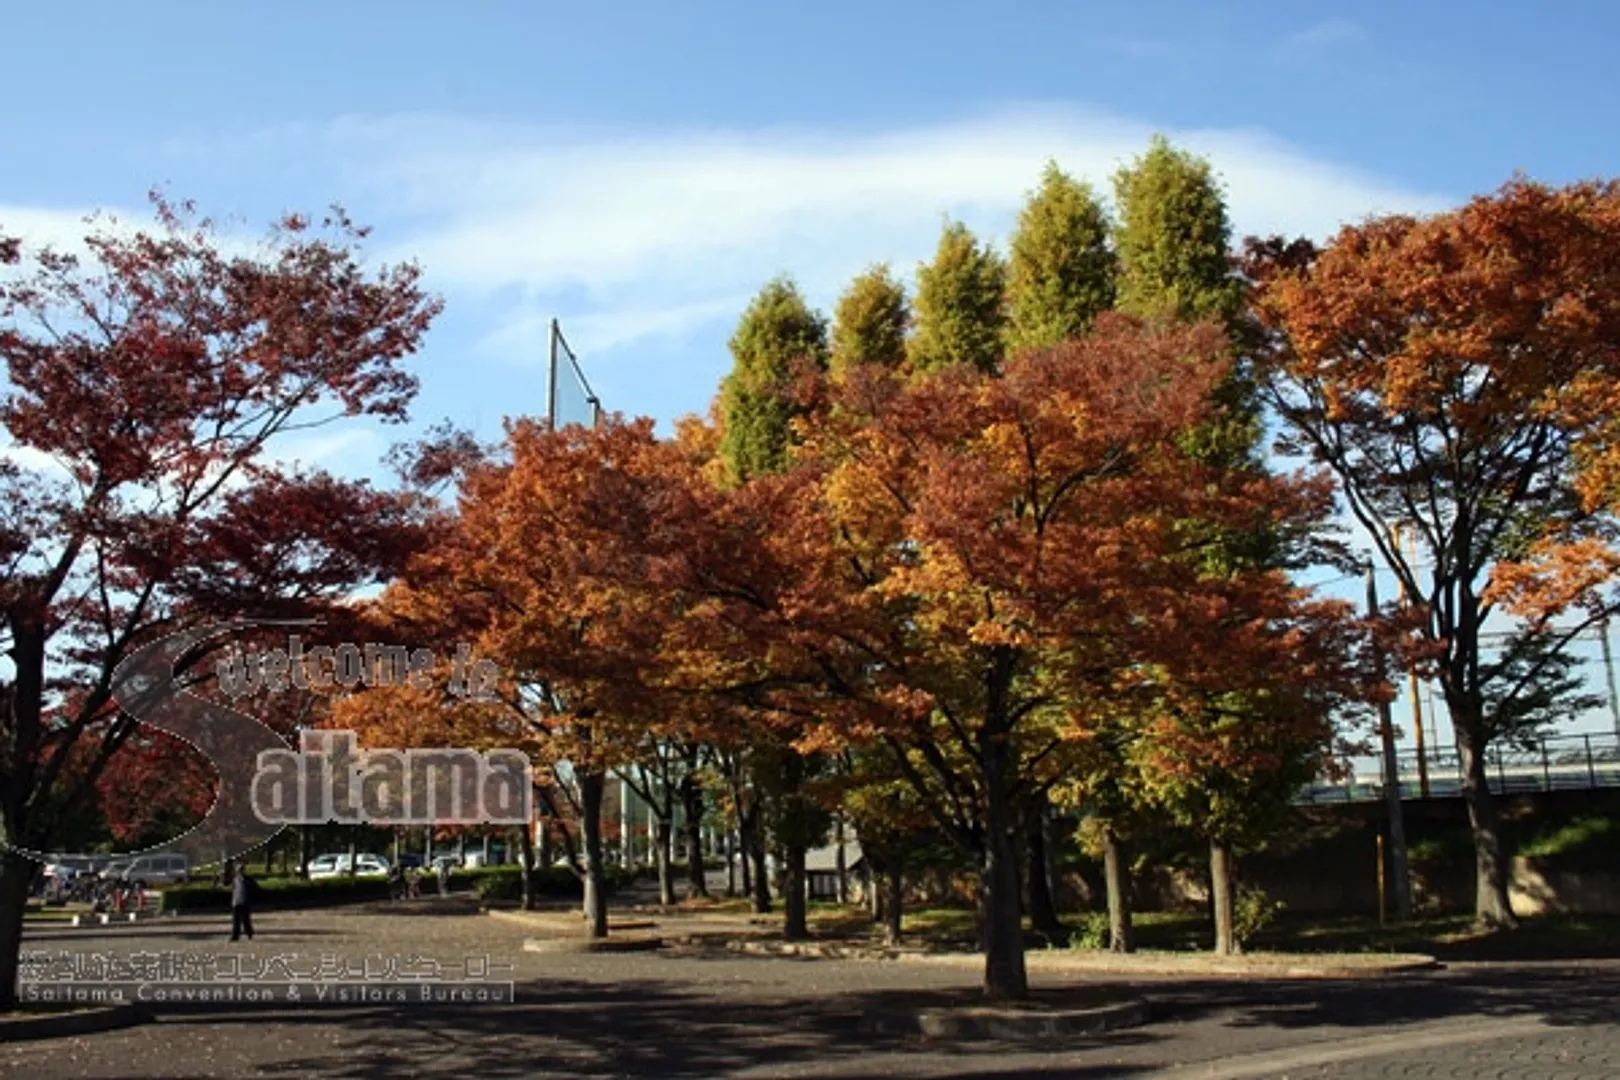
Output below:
[1298,731,1620,803]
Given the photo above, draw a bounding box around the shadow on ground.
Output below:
[113,959,1620,1080]
[138,976,1160,1080]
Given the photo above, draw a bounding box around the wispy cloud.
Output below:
[17,103,1450,397]
[1276,18,1368,62]
[298,104,1449,364]
[1096,36,1173,59]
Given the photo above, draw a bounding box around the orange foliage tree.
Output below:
[1249,178,1620,929]
[688,314,1368,998]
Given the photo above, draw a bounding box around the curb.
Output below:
[521,935,665,954]
[862,997,1151,1040]
[0,1003,151,1042]
[897,950,1443,980]
[723,939,911,961]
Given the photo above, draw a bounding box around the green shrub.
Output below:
[450,864,637,904]
[1517,815,1619,870]
[1071,910,1111,950]
[160,875,392,913]
[1233,884,1285,946]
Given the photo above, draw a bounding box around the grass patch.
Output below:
[857,904,1620,962]
[1517,815,1618,866]
[22,908,78,922]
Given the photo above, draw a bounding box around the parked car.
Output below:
[308,853,391,879]
[112,853,189,888]
[43,854,98,882]
[429,855,462,875]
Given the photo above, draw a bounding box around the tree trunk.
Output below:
[725,830,737,898]
[1025,798,1064,941]
[738,829,751,898]
[783,844,809,940]
[1457,730,1517,929]
[981,731,1029,1000]
[538,818,553,870]
[0,850,34,1010]
[743,814,771,914]
[299,825,312,878]
[517,820,536,910]
[654,818,675,907]
[681,774,709,900]
[1102,824,1135,953]
[885,858,904,945]
[834,814,849,905]
[579,771,609,938]
[1210,839,1237,956]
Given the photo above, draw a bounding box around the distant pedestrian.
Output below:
[230,864,257,941]
[437,861,450,897]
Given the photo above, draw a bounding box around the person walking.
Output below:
[230,863,257,942]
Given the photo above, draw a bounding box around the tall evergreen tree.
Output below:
[1113,136,1255,469]
[1006,161,1116,351]
[1113,136,1297,956]
[718,276,828,483]
[908,221,1007,374]
[1112,135,1244,328]
[830,264,909,376]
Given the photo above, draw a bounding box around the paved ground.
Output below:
[6,906,1620,1079]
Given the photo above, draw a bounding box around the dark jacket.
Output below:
[232,873,254,907]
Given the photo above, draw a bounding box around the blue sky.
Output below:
[4,1,1620,749]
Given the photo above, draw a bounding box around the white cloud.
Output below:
[263,426,382,475]
[13,104,1452,379]
[1276,18,1368,61]
[327,104,1450,360]
[0,437,75,482]
[0,205,120,264]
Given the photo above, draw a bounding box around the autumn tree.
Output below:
[443,417,702,936]
[0,196,440,1008]
[718,277,829,483]
[791,314,1360,998]
[838,748,933,944]
[830,264,910,376]
[1248,178,1620,929]
[1006,161,1116,352]
[908,221,1007,374]
[709,284,843,933]
[1111,137,1308,953]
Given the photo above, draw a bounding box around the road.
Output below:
[5,909,1619,1078]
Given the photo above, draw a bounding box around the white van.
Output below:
[114,853,189,888]
[308,853,390,879]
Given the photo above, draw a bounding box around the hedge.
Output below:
[160,875,392,913]
[160,864,639,912]
[455,864,639,903]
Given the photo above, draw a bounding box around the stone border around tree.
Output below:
[521,935,665,954]
[0,1003,151,1042]
[861,997,1152,1040]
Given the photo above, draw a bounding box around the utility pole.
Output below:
[1367,559,1413,921]
[1392,523,1431,797]
[1602,618,1620,740]
[620,776,632,867]
[547,318,560,429]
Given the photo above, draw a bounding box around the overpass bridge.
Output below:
[1298,731,1620,804]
